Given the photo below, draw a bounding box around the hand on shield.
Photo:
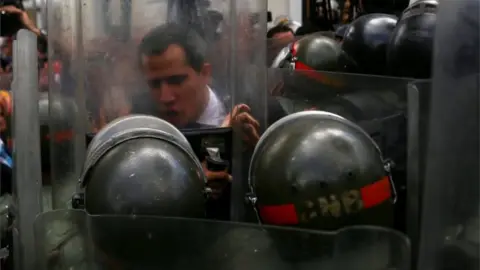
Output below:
[202,161,232,200]
[222,104,260,148]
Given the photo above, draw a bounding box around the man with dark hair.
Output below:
[267,24,295,66]
[267,23,294,39]
[136,22,260,146]
[135,22,261,210]
[137,23,226,128]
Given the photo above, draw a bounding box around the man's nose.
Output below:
[156,84,176,104]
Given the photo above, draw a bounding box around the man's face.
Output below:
[140,45,210,128]
[272,31,295,44]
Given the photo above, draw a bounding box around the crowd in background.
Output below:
[0,4,47,87]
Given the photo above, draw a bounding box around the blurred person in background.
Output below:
[267,23,295,40]
[37,35,50,92]
[0,37,12,73]
[267,24,296,67]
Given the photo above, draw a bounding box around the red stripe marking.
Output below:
[290,42,343,87]
[44,130,74,143]
[7,130,74,149]
[360,176,392,208]
[259,204,299,225]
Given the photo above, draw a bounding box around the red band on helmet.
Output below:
[360,176,391,208]
[258,204,299,225]
[290,41,343,87]
[291,41,318,72]
[44,130,74,143]
[258,176,391,226]
[8,130,74,149]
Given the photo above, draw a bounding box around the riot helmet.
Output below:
[270,33,348,98]
[340,14,398,75]
[387,0,438,78]
[77,115,210,267]
[271,33,344,71]
[78,114,207,217]
[38,92,77,180]
[247,111,396,231]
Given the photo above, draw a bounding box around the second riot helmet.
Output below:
[386,0,438,78]
[247,111,396,231]
[340,13,398,75]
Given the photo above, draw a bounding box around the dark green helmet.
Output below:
[247,111,395,231]
[272,33,344,72]
[270,34,350,98]
[80,115,207,217]
[78,115,209,267]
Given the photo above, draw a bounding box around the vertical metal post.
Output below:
[228,0,243,222]
[12,29,43,270]
[406,82,421,266]
[73,0,87,201]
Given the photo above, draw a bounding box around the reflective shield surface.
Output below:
[35,210,411,270]
[266,68,412,233]
[417,0,480,269]
[46,0,268,217]
[406,79,431,261]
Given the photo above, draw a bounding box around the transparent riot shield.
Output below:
[416,0,480,269]
[47,0,85,211]
[34,209,411,270]
[268,68,410,118]
[46,0,268,222]
[219,0,268,222]
[406,79,431,263]
[266,68,412,231]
